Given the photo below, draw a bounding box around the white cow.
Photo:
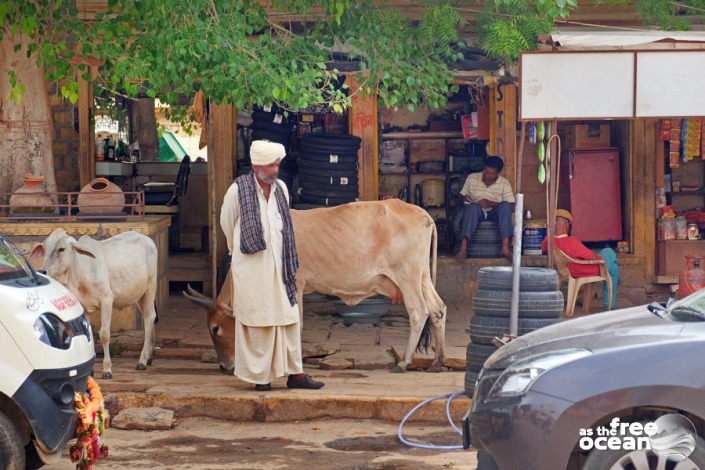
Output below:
[31,229,158,379]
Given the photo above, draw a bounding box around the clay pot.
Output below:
[77,178,125,214]
[9,173,55,214]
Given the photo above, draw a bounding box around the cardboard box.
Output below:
[573,124,611,148]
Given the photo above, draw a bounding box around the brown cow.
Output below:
[184,199,446,374]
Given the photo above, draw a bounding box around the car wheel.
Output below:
[296,166,359,179]
[464,370,479,396]
[467,243,502,259]
[472,290,564,318]
[298,173,359,187]
[298,186,360,199]
[299,151,359,163]
[477,267,559,292]
[466,343,499,373]
[582,430,705,470]
[299,194,357,206]
[0,411,25,470]
[469,315,561,345]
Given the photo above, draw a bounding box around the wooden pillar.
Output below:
[77,73,95,188]
[207,103,236,296]
[348,76,378,201]
[493,83,517,190]
[632,118,659,282]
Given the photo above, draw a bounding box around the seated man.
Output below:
[456,156,515,260]
[541,209,619,310]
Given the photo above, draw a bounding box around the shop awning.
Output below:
[541,30,705,50]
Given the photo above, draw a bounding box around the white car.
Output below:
[0,234,95,469]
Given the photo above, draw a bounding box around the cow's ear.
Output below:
[218,302,234,318]
[28,244,44,259]
[72,244,96,259]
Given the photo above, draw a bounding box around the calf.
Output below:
[31,229,158,379]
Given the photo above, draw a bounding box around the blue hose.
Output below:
[397,390,470,450]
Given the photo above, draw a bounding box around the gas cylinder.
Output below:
[679,255,705,298]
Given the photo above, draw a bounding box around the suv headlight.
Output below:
[489,349,592,398]
[34,314,75,350]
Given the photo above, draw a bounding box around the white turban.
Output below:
[250,140,285,166]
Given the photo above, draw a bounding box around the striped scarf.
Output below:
[236,172,299,306]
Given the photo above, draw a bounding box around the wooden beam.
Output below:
[207,103,236,296]
[77,72,95,188]
[495,83,517,190]
[348,76,378,201]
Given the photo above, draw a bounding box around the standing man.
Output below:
[220,140,324,391]
[541,209,619,310]
[456,156,515,260]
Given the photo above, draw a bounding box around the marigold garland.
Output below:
[69,376,109,470]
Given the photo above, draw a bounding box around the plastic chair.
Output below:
[552,246,613,318]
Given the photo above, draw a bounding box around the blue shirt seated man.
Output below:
[456,156,515,260]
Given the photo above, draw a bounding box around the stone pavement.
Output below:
[96,294,473,425]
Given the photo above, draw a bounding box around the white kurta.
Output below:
[220,178,302,384]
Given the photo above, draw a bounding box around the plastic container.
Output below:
[523,220,547,256]
[422,179,445,207]
[676,216,688,240]
[662,217,677,241]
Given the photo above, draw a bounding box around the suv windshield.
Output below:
[0,236,33,282]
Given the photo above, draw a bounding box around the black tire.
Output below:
[476,450,500,470]
[467,343,499,373]
[296,166,359,179]
[467,243,502,259]
[469,315,561,345]
[301,133,361,148]
[297,158,359,172]
[477,267,559,293]
[472,290,564,318]
[299,151,359,164]
[0,411,25,470]
[299,194,357,206]
[251,109,290,124]
[582,422,705,470]
[298,187,360,199]
[251,120,292,136]
[292,204,326,210]
[464,370,479,396]
[251,130,291,150]
[298,173,359,187]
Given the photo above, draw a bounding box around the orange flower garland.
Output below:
[69,376,109,470]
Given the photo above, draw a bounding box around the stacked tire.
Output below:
[250,105,296,193]
[297,133,361,206]
[452,207,502,258]
[465,267,563,396]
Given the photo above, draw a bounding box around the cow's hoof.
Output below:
[391,365,407,374]
[136,363,147,371]
[102,371,113,380]
[147,358,153,366]
[425,363,444,373]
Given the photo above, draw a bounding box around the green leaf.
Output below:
[272,86,281,99]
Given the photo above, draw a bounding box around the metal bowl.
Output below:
[339,311,384,326]
[334,296,391,316]
[303,292,329,302]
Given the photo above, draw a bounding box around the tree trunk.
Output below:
[130,97,159,161]
[0,29,57,206]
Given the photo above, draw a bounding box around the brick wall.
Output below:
[48,82,81,192]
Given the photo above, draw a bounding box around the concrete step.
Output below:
[98,358,471,424]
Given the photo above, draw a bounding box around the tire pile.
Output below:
[452,207,502,258]
[297,133,361,206]
[465,267,564,396]
[250,105,296,192]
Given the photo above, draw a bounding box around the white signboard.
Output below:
[520,52,635,120]
[636,51,705,117]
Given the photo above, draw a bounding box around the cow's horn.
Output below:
[182,286,216,313]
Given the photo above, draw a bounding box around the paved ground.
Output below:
[46,417,477,470]
[105,294,474,372]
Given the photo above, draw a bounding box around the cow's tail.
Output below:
[431,218,438,286]
[416,316,432,354]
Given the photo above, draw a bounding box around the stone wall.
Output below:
[48,81,81,192]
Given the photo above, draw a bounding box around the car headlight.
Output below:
[489,349,592,398]
[34,314,74,350]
